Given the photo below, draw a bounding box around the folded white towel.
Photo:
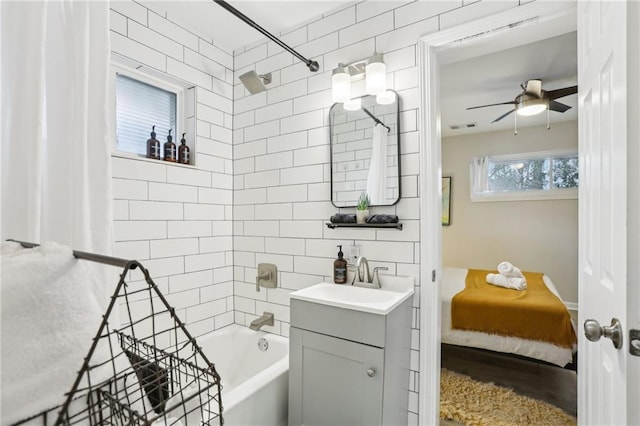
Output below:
[486,273,527,290]
[0,242,147,423]
[497,261,525,278]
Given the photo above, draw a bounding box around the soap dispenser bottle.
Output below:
[178,133,190,165]
[333,245,347,284]
[146,125,161,160]
[163,129,177,162]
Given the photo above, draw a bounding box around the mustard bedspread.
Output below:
[451,269,577,348]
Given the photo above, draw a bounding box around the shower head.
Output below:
[239,70,272,94]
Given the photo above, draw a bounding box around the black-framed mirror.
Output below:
[329,91,401,208]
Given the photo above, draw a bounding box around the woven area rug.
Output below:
[440,368,577,426]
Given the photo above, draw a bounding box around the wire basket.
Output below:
[11,246,223,426]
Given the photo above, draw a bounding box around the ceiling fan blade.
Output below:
[549,100,572,113]
[525,79,542,98]
[492,109,516,123]
[467,101,517,110]
[546,85,578,100]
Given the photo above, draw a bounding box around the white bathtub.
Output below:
[198,324,289,426]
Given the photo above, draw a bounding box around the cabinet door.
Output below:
[289,327,384,426]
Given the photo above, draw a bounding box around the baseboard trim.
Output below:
[564,302,578,312]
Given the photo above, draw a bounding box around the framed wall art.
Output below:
[442,176,451,226]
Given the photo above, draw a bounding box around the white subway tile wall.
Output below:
[112,0,527,423]
[110,1,234,338]
[230,1,526,423]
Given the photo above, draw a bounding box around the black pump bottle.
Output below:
[164,129,177,162]
[178,133,190,165]
[146,125,160,160]
[334,245,347,284]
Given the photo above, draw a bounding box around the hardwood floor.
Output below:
[440,344,577,418]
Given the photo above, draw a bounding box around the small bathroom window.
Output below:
[113,64,189,158]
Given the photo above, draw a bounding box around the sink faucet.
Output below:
[352,256,388,288]
[250,312,274,331]
[355,256,371,284]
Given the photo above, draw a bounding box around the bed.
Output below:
[440,267,577,367]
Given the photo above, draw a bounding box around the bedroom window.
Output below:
[470,149,578,202]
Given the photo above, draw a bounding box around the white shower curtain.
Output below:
[366,123,388,205]
[0,1,113,254]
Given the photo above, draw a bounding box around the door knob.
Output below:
[584,318,623,349]
[366,368,376,377]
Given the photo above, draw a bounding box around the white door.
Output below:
[577,1,629,424]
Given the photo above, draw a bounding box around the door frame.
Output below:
[417,2,578,423]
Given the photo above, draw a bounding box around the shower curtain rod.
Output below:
[214,0,319,72]
[8,239,138,269]
[362,107,391,132]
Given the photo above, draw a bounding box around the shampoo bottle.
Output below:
[178,133,190,165]
[163,129,177,162]
[146,125,161,160]
[333,245,347,284]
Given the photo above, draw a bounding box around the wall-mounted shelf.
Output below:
[325,222,403,230]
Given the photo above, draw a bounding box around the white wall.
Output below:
[109,1,235,338]
[442,120,579,303]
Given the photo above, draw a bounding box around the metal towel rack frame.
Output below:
[6,239,223,426]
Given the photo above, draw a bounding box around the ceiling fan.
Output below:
[467,79,578,125]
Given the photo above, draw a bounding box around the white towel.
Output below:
[498,261,525,278]
[0,242,149,423]
[1,242,107,423]
[486,273,527,290]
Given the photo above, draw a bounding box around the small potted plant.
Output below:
[356,192,370,224]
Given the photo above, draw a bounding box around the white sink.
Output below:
[289,276,414,315]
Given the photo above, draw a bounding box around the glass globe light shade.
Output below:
[343,98,362,111]
[376,90,395,105]
[366,53,386,95]
[331,65,351,104]
[516,98,548,116]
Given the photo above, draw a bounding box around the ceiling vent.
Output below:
[449,123,478,130]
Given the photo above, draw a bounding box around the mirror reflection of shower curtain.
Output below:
[366,123,387,205]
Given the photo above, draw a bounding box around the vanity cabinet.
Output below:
[288,295,412,426]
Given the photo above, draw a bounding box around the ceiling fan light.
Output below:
[366,53,386,95]
[332,64,351,103]
[516,98,548,116]
[343,98,362,111]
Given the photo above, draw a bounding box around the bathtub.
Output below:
[198,324,289,426]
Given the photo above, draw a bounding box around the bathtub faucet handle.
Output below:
[255,263,278,292]
[256,271,271,292]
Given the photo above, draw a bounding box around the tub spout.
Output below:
[250,312,274,331]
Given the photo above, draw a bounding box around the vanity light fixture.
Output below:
[343,98,362,111]
[331,52,387,104]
